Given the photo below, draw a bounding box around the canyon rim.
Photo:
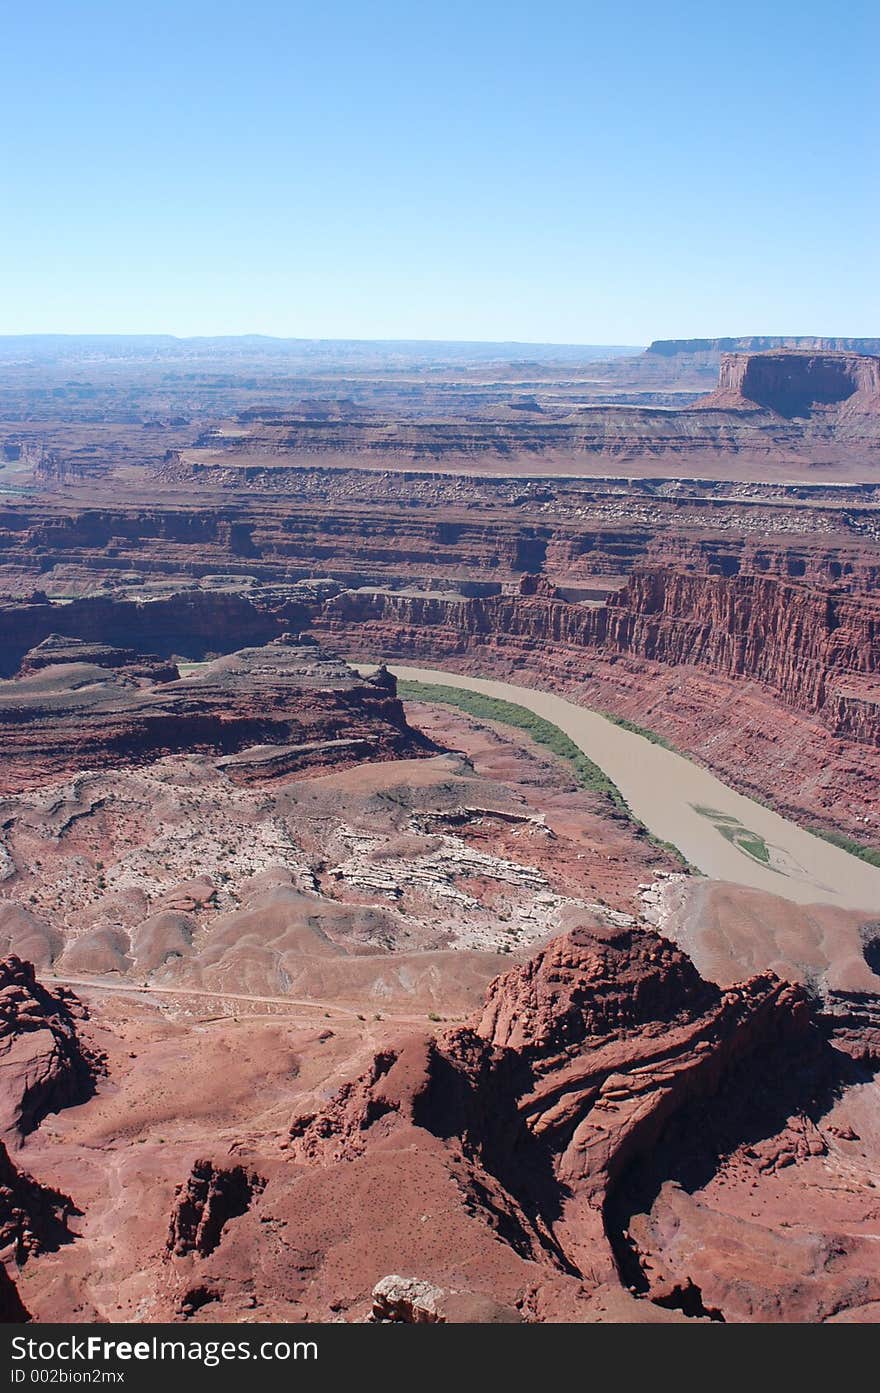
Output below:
[1,335,879,1331]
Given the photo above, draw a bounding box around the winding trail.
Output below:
[45,972,439,1025]
[381,664,880,913]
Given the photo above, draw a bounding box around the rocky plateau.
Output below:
[1,335,880,1325]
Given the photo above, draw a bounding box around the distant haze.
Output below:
[0,336,642,364]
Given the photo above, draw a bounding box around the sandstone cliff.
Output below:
[0,1139,77,1264]
[696,350,880,419]
[0,956,99,1141]
[281,921,872,1321]
[4,478,880,606]
[317,566,880,747]
[0,956,94,1319]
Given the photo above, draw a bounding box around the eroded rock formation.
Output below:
[18,634,179,683]
[5,912,879,1324]
[285,922,872,1320]
[0,637,431,793]
[168,1160,266,1258]
[0,1140,77,1263]
[368,1274,521,1323]
[0,956,99,1140]
[0,956,94,1320]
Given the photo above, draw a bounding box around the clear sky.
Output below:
[2,0,877,343]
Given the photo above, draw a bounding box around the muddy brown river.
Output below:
[381,664,880,913]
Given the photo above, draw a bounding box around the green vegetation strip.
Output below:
[808,826,880,869]
[399,679,690,868]
[692,805,773,868]
[599,712,676,750]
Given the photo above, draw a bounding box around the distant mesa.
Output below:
[694,349,880,419]
[646,336,880,358]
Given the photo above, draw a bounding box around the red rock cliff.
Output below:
[288,922,823,1315]
[0,639,432,793]
[697,350,880,418]
[317,567,880,746]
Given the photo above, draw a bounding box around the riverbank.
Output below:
[374,664,880,912]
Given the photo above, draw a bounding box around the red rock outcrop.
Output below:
[287,922,834,1317]
[0,1140,77,1263]
[0,959,89,1321]
[0,956,100,1140]
[167,1160,266,1258]
[0,638,432,793]
[8,923,876,1324]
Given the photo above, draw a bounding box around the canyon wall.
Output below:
[605,570,880,739]
[317,569,880,746]
[2,465,879,848]
[4,485,880,601]
[149,349,880,476]
[312,567,880,844]
[0,589,284,677]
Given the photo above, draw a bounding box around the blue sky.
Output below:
[2,0,877,342]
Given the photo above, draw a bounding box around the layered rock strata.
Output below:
[0,639,431,793]
[317,566,880,746]
[0,589,283,679]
